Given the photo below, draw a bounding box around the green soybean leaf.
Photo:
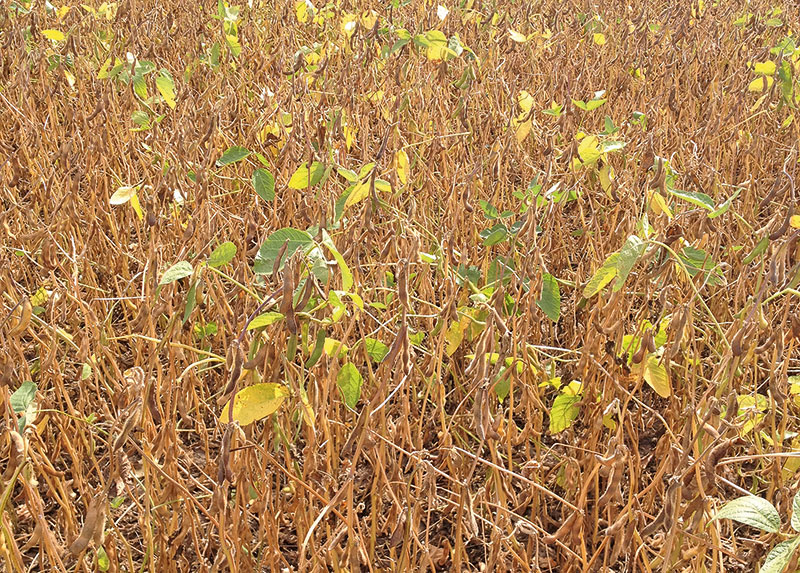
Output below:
[247,312,284,330]
[216,146,250,167]
[10,381,37,414]
[156,70,176,109]
[252,168,275,201]
[760,537,800,573]
[337,362,363,409]
[667,188,715,210]
[710,495,781,533]
[364,338,389,363]
[159,261,194,285]
[614,235,645,291]
[550,392,581,433]
[583,253,619,298]
[207,242,237,268]
[536,273,561,322]
[792,491,800,532]
[253,228,314,275]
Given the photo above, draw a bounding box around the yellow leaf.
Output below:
[395,150,409,185]
[790,215,800,228]
[361,10,377,29]
[509,29,528,43]
[747,76,774,93]
[42,29,66,41]
[649,191,673,218]
[345,180,370,209]
[445,317,467,356]
[341,14,357,38]
[753,61,776,75]
[57,6,71,19]
[593,33,606,46]
[324,338,348,358]
[219,383,290,426]
[577,135,601,165]
[110,186,139,205]
[518,90,534,113]
[781,115,794,129]
[295,0,309,23]
[640,355,671,397]
[515,119,532,143]
[129,192,144,221]
[598,162,615,197]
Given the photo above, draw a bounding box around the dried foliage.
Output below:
[2,0,800,570]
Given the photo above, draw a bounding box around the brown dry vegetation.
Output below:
[2,0,800,571]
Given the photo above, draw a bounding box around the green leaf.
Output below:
[337,362,363,409]
[614,235,645,291]
[219,383,290,425]
[253,228,314,275]
[132,74,148,99]
[247,312,284,330]
[710,495,781,533]
[10,381,37,414]
[708,188,741,219]
[183,280,198,324]
[159,261,194,285]
[493,367,511,403]
[364,338,389,363]
[252,168,275,201]
[667,188,715,210]
[550,392,581,433]
[156,70,176,109]
[207,241,237,268]
[536,273,561,322]
[792,491,800,532]
[761,537,800,573]
[216,146,250,167]
[678,246,724,286]
[583,252,619,298]
[572,98,606,111]
[288,161,326,189]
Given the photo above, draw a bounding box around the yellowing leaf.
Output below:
[324,338,348,358]
[642,355,671,397]
[790,215,800,229]
[156,71,176,109]
[395,149,409,185]
[593,33,606,46]
[509,29,528,43]
[577,135,602,165]
[753,61,776,75]
[345,180,370,209]
[518,90,534,113]
[649,190,673,218]
[298,387,315,429]
[341,14,357,38]
[361,10,377,29]
[445,315,470,356]
[599,162,615,196]
[110,186,139,205]
[295,0,309,23]
[747,76,774,93]
[129,192,144,221]
[42,29,66,41]
[219,383,290,426]
[515,118,531,143]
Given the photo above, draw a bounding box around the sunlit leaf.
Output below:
[550,392,581,433]
[509,29,528,43]
[760,537,800,573]
[42,29,65,41]
[252,168,275,201]
[207,242,237,268]
[159,261,194,285]
[156,70,176,109]
[288,161,326,189]
[247,312,284,330]
[109,186,139,205]
[219,383,290,425]
[364,338,389,363]
[710,495,781,533]
[583,252,619,298]
[747,76,774,92]
[537,273,561,322]
[216,146,250,167]
[642,355,671,398]
[253,228,314,275]
[577,135,602,165]
[593,33,606,46]
[395,150,409,185]
[337,362,362,408]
